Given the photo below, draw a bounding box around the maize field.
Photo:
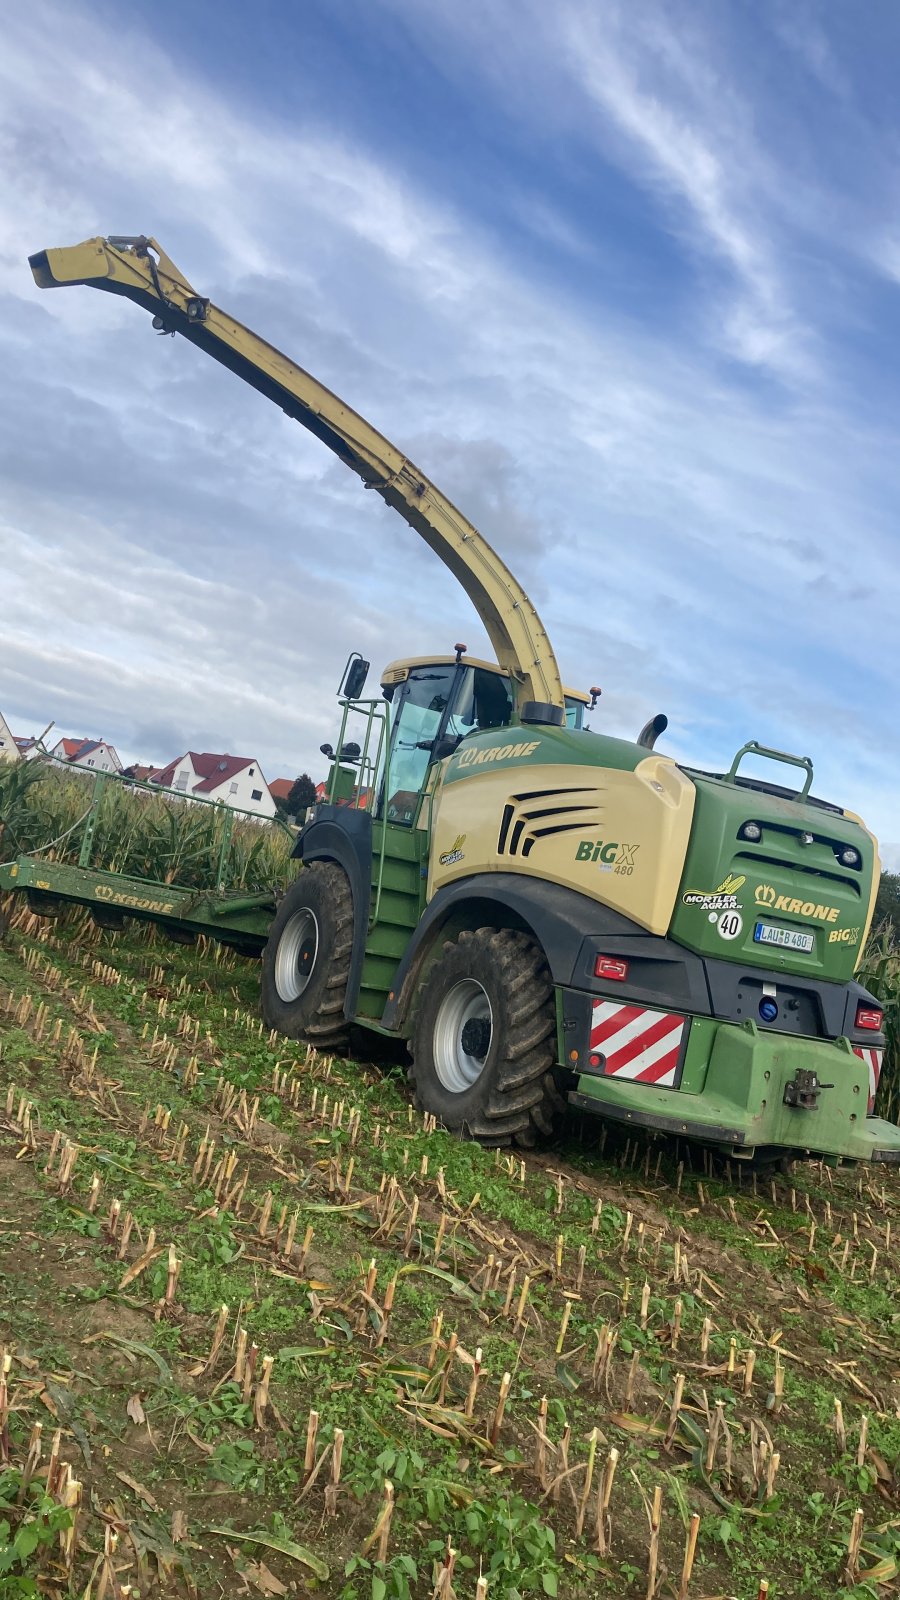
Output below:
[0,762,297,893]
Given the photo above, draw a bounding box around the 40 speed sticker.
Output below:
[716,910,743,940]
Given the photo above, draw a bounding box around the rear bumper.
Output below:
[568,1008,900,1164]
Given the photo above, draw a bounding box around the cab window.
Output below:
[384,665,456,824]
[446,666,514,741]
[381,663,515,824]
[564,696,585,730]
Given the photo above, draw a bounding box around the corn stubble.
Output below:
[0,903,895,1597]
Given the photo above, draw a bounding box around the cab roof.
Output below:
[380,656,589,703]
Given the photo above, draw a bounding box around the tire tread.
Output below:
[261,862,353,1049]
[410,926,561,1148]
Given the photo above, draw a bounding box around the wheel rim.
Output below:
[433,978,493,1093]
[274,908,319,1002]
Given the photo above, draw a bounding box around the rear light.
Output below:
[838,845,862,869]
[595,956,628,981]
[739,820,762,842]
[856,1005,883,1032]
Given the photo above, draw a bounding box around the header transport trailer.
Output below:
[0,765,287,955]
[9,233,897,1169]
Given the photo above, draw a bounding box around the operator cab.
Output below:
[379,655,589,825]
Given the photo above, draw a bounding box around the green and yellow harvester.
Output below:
[18,235,899,1168]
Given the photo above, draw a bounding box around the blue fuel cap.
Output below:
[759,997,778,1023]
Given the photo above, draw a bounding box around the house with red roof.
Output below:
[149,751,276,819]
[0,709,19,764]
[50,735,122,773]
[314,780,370,808]
[268,778,294,806]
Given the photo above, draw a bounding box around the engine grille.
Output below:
[497,787,605,859]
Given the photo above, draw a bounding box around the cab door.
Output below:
[381,663,462,824]
[379,661,515,824]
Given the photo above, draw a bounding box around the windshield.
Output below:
[384,665,457,824]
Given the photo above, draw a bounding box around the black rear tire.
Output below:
[409,927,562,1147]
[92,906,127,931]
[26,889,62,919]
[743,1149,795,1177]
[261,863,353,1050]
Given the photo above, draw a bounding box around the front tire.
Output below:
[409,927,561,1147]
[261,862,353,1049]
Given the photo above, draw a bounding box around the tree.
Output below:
[875,870,900,938]
[284,772,317,820]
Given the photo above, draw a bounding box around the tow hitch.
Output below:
[783,1068,833,1110]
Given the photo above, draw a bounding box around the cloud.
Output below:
[558,4,809,377]
[371,0,820,379]
[771,3,852,101]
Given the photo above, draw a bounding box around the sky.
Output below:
[0,0,898,863]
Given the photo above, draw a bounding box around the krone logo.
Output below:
[754,883,840,923]
[456,740,540,770]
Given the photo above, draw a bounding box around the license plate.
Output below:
[754,921,814,954]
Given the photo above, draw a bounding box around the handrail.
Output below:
[726,740,814,800]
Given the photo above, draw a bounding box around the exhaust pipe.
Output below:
[637,713,668,750]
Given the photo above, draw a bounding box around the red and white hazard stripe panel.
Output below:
[852,1045,883,1114]
[590,1001,686,1088]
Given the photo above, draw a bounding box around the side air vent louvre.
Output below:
[498,788,605,859]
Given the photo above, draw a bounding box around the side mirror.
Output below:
[340,653,370,700]
[430,734,462,762]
